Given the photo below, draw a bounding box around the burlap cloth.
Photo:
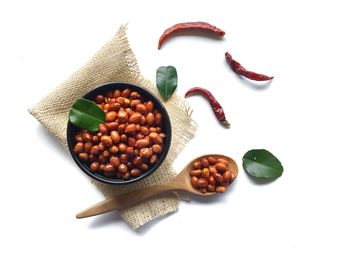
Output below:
[29,25,197,229]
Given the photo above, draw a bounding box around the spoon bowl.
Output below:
[76,154,238,219]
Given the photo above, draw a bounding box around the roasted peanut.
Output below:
[119,154,128,163]
[135,125,141,133]
[135,138,149,149]
[146,112,155,125]
[149,132,162,144]
[130,91,140,99]
[102,150,110,158]
[132,156,143,166]
[73,142,84,153]
[223,171,231,182]
[201,158,210,168]
[90,162,100,172]
[110,130,120,143]
[100,135,113,147]
[98,142,105,151]
[150,154,158,164]
[152,144,163,154]
[105,121,118,131]
[155,113,162,125]
[214,173,224,183]
[90,145,100,155]
[122,88,131,97]
[122,172,130,180]
[125,147,134,156]
[201,168,210,178]
[215,162,227,172]
[98,123,108,134]
[104,163,115,174]
[120,134,127,142]
[197,178,209,188]
[140,148,153,158]
[190,169,202,177]
[125,108,133,117]
[95,95,104,104]
[209,175,216,185]
[98,155,108,164]
[216,186,227,193]
[125,124,137,134]
[118,143,127,153]
[139,163,149,171]
[109,102,121,111]
[135,133,144,140]
[113,90,121,98]
[217,158,228,165]
[109,145,118,154]
[127,137,136,147]
[207,184,215,192]
[129,112,142,124]
[209,166,217,175]
[193,161,202,169]
[118,163,128,174]
[103,104,110,112]
[145,101,154,112]
[116,96,125,105]
[136,104,147,115]
[117,124,127,134]
[92,135,99,143]
[130,168,141,177]
[140,126,149,136]
[117,110,128,123]
[140,116,146,125]
[130,99,141,108]
[79,153,89,161]
[110,156,120,168]
[82,132,92,142]
[191,176,199,187]
[208,156,217,165]
[106,111,117,122]
[75,134,83,142]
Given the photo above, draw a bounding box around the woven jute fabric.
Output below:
[29,25,197,229]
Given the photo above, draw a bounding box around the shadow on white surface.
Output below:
[36,125,69,159]
[87,211,125,228]
[244,170,280,185]
[136,211,177,235]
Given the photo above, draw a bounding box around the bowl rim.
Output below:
[67,82,172,185]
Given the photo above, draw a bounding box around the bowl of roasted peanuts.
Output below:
[67,82,172,185]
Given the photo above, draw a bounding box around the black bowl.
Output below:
[67,82,172,185]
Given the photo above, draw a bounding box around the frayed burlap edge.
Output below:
[29,25,197,230]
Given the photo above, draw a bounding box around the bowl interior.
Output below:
[67,82,172,185]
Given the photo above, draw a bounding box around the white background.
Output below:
[1,0,349,262]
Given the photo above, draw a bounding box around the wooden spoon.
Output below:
[76,154,238,219]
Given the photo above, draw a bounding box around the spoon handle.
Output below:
[76,182,179,219]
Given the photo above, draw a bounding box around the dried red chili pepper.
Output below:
[225,52,274,81]
[185,87,230,128]
[158,22,225,49]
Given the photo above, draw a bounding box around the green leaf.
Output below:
[69,98,106,132]
[242,149,284,179]
[156,66,178,101]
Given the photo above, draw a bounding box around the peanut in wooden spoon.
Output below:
[76,154,238,219]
